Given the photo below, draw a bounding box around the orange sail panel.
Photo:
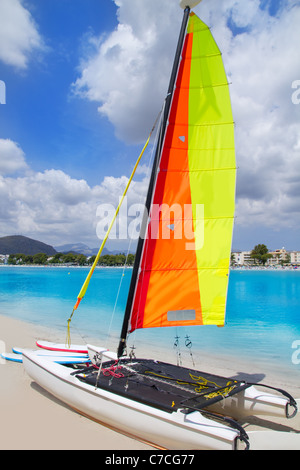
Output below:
[129,14,235,332]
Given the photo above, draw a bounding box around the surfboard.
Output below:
[36,340,88,354]
[43,355,90,364]
[1,352,23,363]
[2,350,90,365]
[12,347,89,358]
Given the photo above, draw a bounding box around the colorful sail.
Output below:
[128,13,236,332]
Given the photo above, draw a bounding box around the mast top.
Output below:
[179,0,202,9]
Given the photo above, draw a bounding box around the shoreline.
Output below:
[1,264,299,271]
[1,311,300,393]
[1,313,300,449]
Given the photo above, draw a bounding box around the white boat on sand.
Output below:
[22,344,298,450]
[23,1,299,450]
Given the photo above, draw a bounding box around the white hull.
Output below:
[208,383,294,420]
[22,350,244,450]
[22,347,299,450]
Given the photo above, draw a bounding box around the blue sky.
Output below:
[0,0,300,251]
[0,0,130,185]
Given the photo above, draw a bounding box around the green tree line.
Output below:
[8,252,135,267]
[250,244,272,265]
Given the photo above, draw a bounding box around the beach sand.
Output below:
[0,314,152,450]
[1,313,300,450]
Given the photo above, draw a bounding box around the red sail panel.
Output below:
[129,30,203,332]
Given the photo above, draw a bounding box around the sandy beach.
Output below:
[0,314,152,450]
[1,313,300,450]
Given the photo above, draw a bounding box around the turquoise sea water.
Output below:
[0,266,300,378]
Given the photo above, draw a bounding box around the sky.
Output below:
[0,0,299,252]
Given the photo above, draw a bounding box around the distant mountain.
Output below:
[0,235,56,256]
[54,242,111,256]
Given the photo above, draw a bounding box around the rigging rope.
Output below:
[185,334,195,367]
[174,334,182,367]
[103,117,160,352]
[66,110,162,348]
[128,97,167,345]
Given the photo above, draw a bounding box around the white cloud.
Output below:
[225,3,300,236]
[0,141,148,248]
[0,139,28,175]
[73,0,300,246]
[0,0,44,69]
[230,0,260,28]
[72,0,182,143]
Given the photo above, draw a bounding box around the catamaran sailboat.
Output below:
[23,1,298,450]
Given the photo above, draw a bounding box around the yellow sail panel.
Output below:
[129,13,235,332]
[188,13,235,325]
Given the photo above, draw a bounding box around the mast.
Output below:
[117,6,191,358]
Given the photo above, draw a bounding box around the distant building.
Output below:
[231,251,254,266]
[290,251,300,265]
[232,248,300,267]
[0,254,9,264]
[267,248,289,266]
